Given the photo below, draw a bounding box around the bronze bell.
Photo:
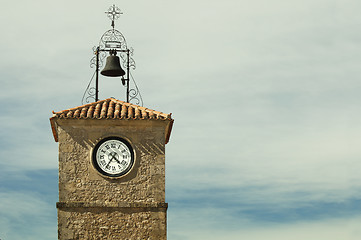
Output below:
[101,50,126,77]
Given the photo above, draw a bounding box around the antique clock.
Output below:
[92,137,134,178]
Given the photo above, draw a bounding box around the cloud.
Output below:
[169,214,361,240]
[0,191,56,240]
[1,0,361,238]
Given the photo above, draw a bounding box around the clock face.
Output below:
[92,137,134,178]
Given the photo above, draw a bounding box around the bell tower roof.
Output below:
[50,98,173,143]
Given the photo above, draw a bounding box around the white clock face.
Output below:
[92,137,134,177]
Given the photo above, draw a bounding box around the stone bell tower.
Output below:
[50,98,174,239]
[49,5,174,240]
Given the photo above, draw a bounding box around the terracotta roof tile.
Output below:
[114,103,121,118]
[120,104,127,118]
[51,98,172,120]
[74,109,80,118]
[50,98,174,144]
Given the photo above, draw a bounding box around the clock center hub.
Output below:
[108,151,119,162]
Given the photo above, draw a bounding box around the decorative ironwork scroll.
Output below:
[81,71,96,104]
[129,72,143,106]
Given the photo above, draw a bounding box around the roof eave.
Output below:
[49,116,59,142]
[165,119,174,144]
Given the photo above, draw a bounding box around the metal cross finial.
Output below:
[105,4,123,28]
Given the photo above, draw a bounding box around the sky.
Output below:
[1,0,361,239]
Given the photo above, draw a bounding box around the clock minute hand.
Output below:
[105,160,111,169]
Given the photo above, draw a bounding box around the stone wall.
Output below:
[57,204,167,240]
[54,119,168,239]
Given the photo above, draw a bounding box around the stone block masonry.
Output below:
[53,119,170,240]
[57,203,167,240]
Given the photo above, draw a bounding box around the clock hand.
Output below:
[109,151,121,164]
[105,160,111,169]
[105,152,115,168]
[105,152,121,170]
[113,155,121,164]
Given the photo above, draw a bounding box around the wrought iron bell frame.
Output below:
[82,5,142,106]
[94,47,131,102]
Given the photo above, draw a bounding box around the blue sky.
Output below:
[1,0,361,239]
